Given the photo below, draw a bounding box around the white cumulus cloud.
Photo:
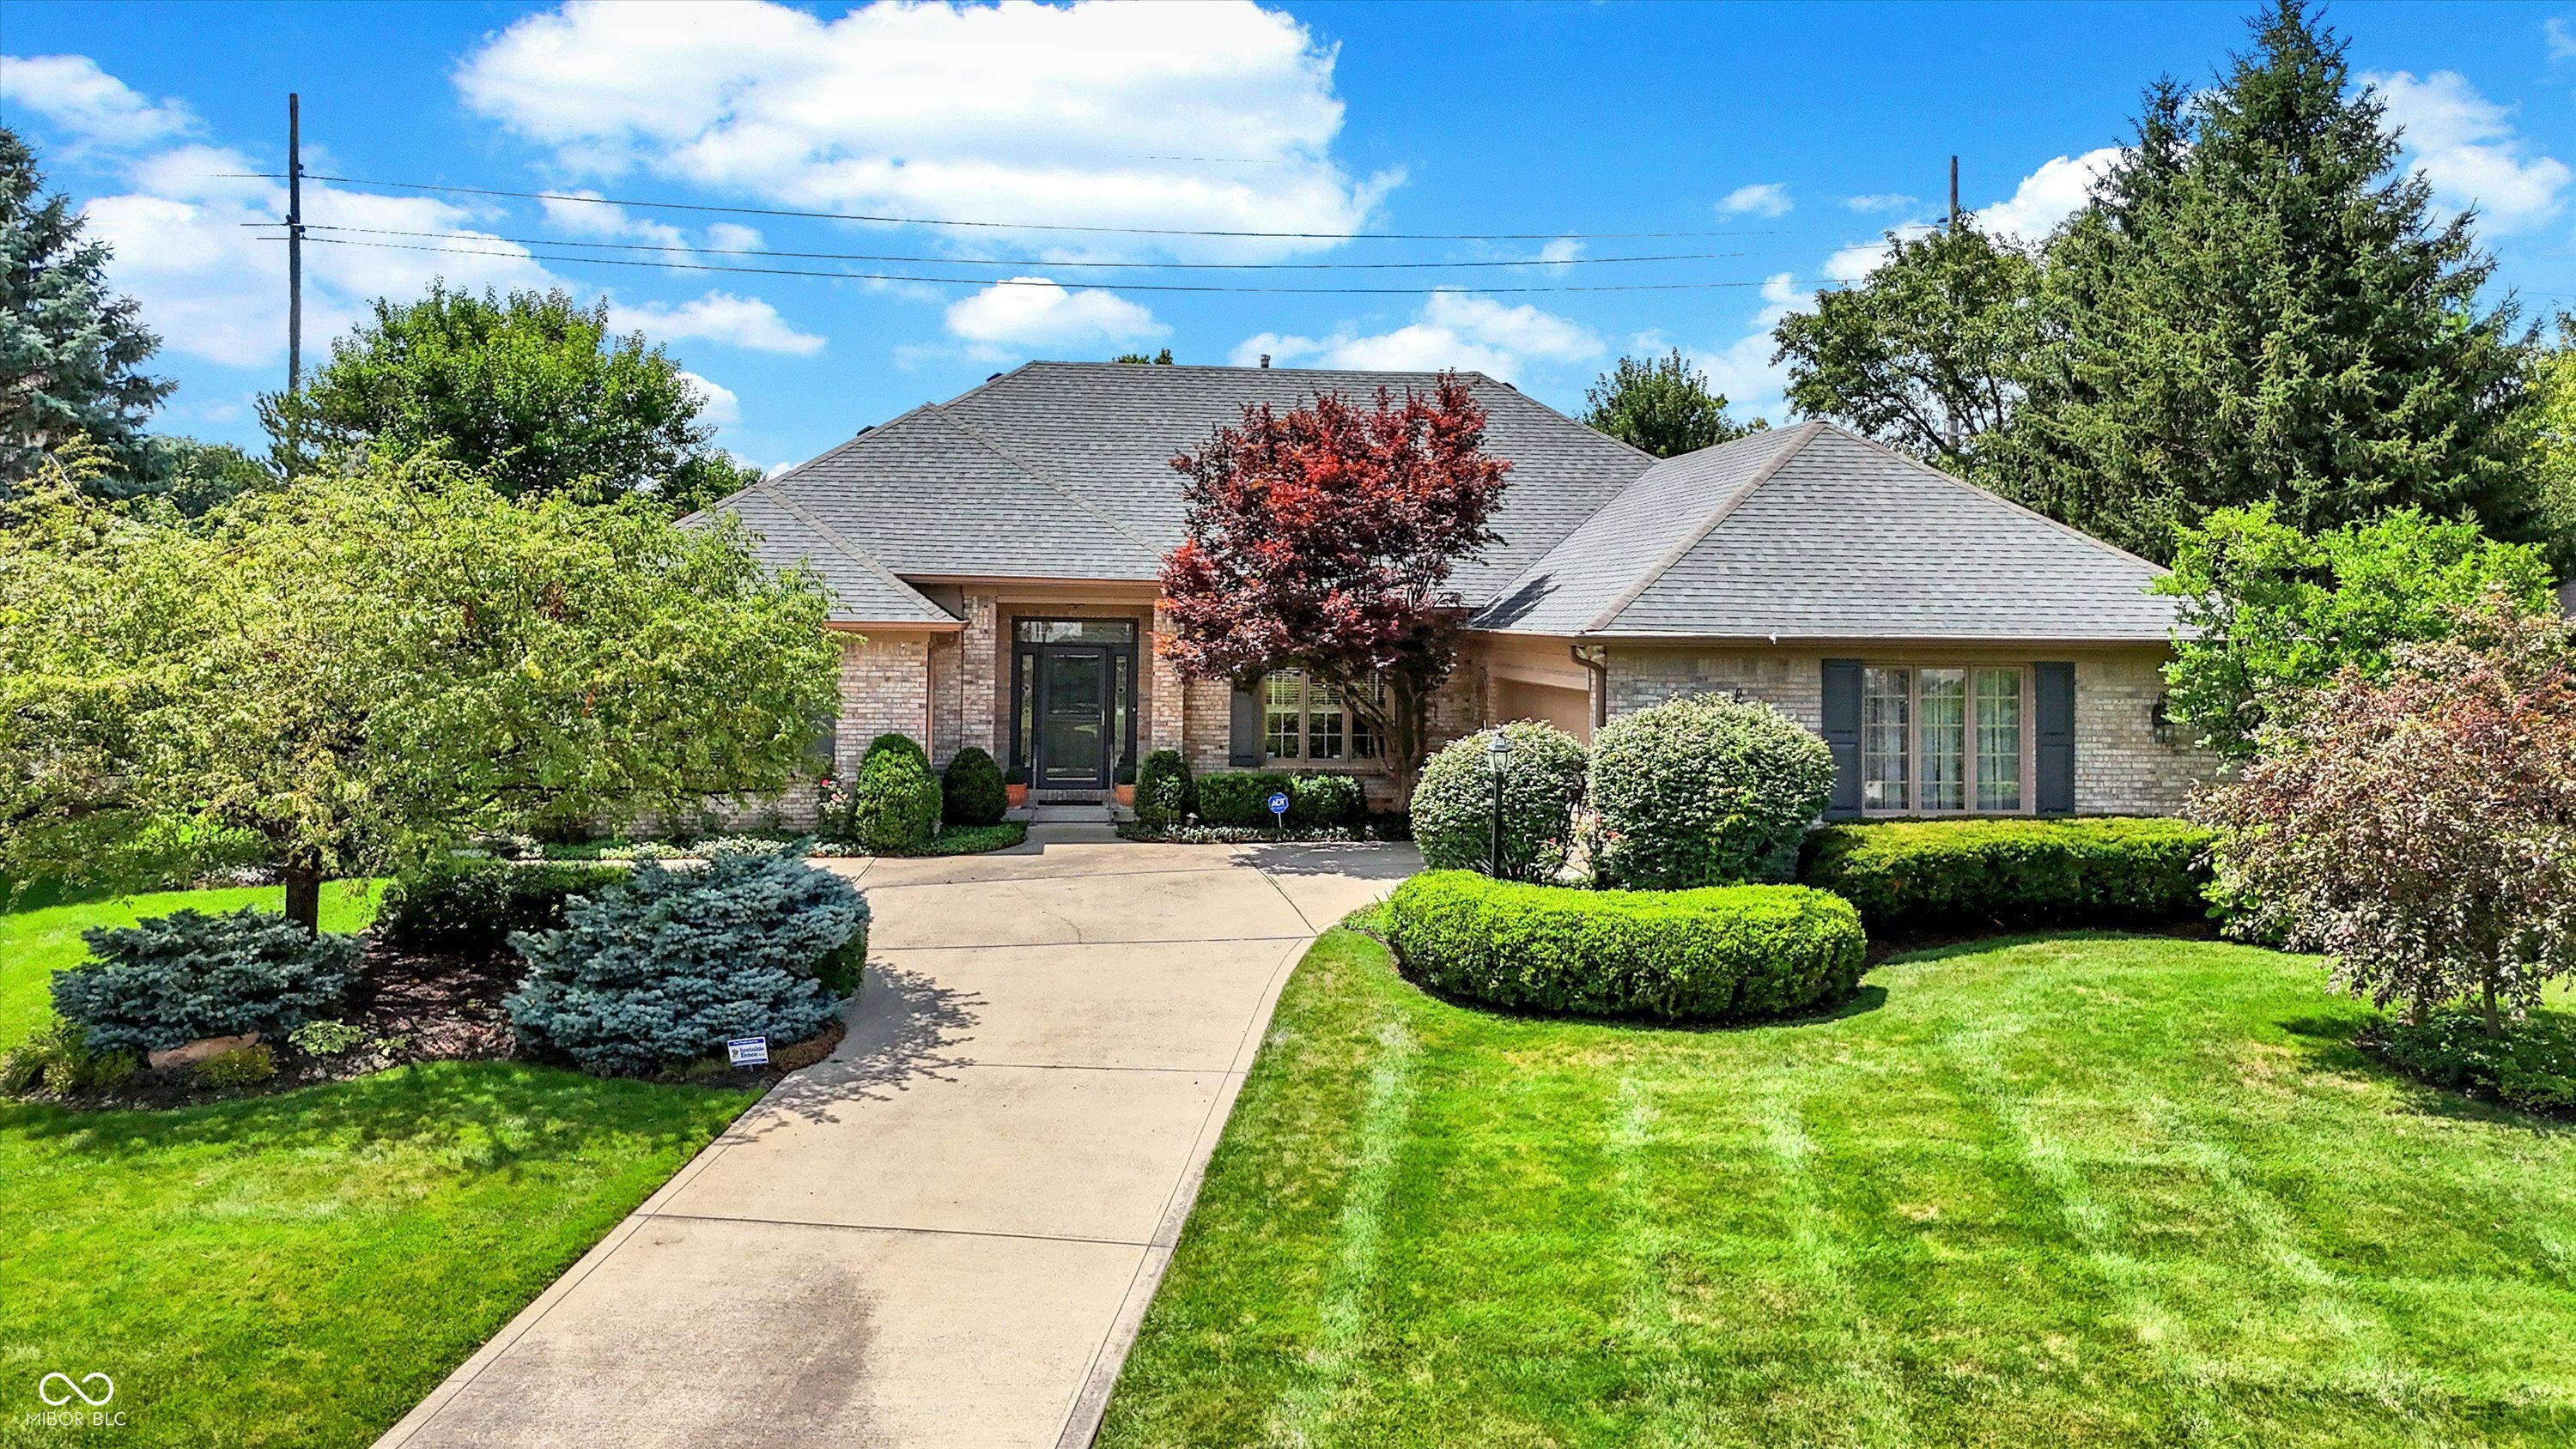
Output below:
[1,53,197,149]
[1977,148,2119,241]
[611,291,824,354]
[678,370,740,425]
[1718,183,1793,218]
[945,277,1165,355]
[1230,290,1600,384]
[1843,192,1917,213]
[2369,70,2570,233]
[455,0,1397,261]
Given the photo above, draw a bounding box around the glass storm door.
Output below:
[1037,648,1111,788]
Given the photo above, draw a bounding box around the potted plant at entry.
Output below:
[1112,761,1137,808]
[1005,766,1030,809]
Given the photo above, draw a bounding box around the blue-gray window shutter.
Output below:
[1229,681,1263,767]
[1820,659,1862,820]
[2035,661,2075,815]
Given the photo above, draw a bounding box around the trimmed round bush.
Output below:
[1410,721,1587,881]
[1799,816,2215,936]
[506,852,869,1074]
[1592,693,1835,889]
[1381,870,1865,1022]
[941,746,1007,827]
[376,858,631,956]
[55,906,361,1055]
[1134,749,1194,831]
[854,733,942,853]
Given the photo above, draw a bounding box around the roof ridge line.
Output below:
[750,477,954,621]
[1580,420,1826,634]
[1826,425,2171,576]
[924,403,1161,554]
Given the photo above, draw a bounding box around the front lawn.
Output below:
[1101,925,2576,1447]
[0,888,759,1449]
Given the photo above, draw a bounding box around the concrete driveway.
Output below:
[379,834,1417,1449]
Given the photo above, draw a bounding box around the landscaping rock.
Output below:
[148,1032,261,1071]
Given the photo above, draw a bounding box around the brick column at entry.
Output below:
[960,592,999,756]
[1147,604,1186,755]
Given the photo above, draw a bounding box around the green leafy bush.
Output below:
[55,907,361,1055]
[287,1019,365,1056]
[0,1018,137,1096]
[1134,749,1194,831]
[506,852,869,1074]
[376,858,632,956]
[853,733,942,853]
[1410,722,1588,881]
[196,1042,277,1088]
[1381,870,1866,1022]
[1196,771,1364,828]
[1591,694,1836,889]
[2366,1008,2576,1113]
[1800,817,2215,936]
[941,746,1007,827]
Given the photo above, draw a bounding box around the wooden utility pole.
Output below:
[287,93,304,394]
[1948,155,1960,231]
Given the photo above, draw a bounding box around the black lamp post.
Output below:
[1485,729,1512,879]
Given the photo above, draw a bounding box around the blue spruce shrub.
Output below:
[506,852,870,1075]
[55,907,361,1055]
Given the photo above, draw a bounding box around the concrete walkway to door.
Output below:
[377,832,1419,1449]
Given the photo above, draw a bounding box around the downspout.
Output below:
[1570,642,1610,733]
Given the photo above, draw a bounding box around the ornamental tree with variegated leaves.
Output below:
[1158,374,1511,795]
[2190,598,2576,1034]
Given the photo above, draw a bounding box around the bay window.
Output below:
[1860,664,2028,814]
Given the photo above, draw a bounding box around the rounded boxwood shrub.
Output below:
[1592,693,1835,889]
[1288,773,1365,828]
[376,858,632,957]
[1381,870,1865,1022]
[54,906,361,1055]
[1799,816,2215,937]
[1195,770,1290,828]
[941,746,1007,827]
[1134,749,1194,831]
[853,732,942,853]
[505,852,869,1075]
[1410,721,1588,881]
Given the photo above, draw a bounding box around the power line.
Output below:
[279,233,1820,295]
[269,222,1764,272]
[226,171,1789,242]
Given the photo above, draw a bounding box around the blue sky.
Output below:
[5,1,2573,476]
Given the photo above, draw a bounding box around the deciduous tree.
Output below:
[2192,601,2576,1035]
[2155,505,2555,759]
[1582,349,1761,458]
[1159,375,1510,795]
[1,457,837,930]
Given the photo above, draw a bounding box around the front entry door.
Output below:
[1036,648,1111,789]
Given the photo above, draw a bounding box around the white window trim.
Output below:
[1861,663,2037,817]
[1261,669,1382,767]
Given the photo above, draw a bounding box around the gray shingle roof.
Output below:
[1475,421,2178,642]
[712,362,2177,642]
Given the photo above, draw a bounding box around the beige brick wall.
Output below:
[833,632,933,778]
[1601,644,2209,817]
[959,593,999,756]
[927,633,963,769]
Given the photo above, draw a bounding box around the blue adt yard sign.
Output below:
[727,1037,770,1067]
[1267,791,1291,826]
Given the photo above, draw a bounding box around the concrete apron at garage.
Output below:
[378,837,1419,1449]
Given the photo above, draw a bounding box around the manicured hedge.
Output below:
[1195,770,1366,829]
[1380,870,1866,1022]
[1798,816,2215,937]
[376,858,632,957]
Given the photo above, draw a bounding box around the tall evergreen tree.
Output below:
[1984,3,2539,563]
[1583,349,1762,458]
[0,127,173,488]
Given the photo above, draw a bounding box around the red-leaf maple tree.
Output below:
[1158,375,1511,795]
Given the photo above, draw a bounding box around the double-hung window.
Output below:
[1860,665,2027,814]
[1262,669,1381,763]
